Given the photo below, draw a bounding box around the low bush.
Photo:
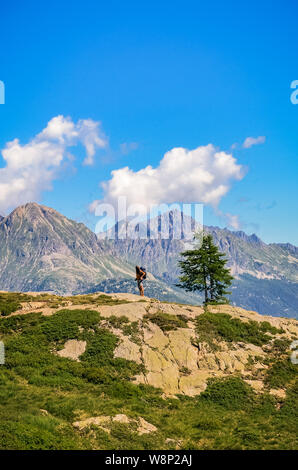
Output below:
[196,312,282,348]
[144,311,188,331]
[264,358,297,388]
[199,376,255,410]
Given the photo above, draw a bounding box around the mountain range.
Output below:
[0,203,134,294]
[0,203,297,318]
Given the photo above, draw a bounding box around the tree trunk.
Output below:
[210,277,214,300]
[203,273,208,304]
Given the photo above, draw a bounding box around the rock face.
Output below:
[72,414,158,435]
[109,299,297,396]
[103,300,273,397]
[57,339,87,361]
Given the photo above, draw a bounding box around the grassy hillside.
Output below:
[0,292,297,450]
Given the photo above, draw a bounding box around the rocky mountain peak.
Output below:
[0,202,135,294]
[6,202,65,226]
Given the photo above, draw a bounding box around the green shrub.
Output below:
[41,309,101,343]
[107,315,130,329]
[196,312,282,348]
[278,379,298,423]
[264,358,297,388]
[144,311,188,332]
[82,366,111,384]
[0,313,43,334]
[199,377,255,410]
[81,328,118,365]
[271,338,292,354]
[0,417,88,450]
[0,301,21,316]
[0,292,37,316]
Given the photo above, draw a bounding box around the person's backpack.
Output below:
[140,267,147,279]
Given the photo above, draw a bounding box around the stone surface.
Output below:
[57,340,86,361]
[244,380,264,392]
[269,388,287,399]
[72,414,157,435]
[137,417,158,435]
[114,336,142,364]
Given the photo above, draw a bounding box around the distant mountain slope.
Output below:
[208,226,298,282]
[105,211,298,317]
[0,203,135,294]
[86,278,203,305]
[106,212,298,284]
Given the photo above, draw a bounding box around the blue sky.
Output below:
[0,0,298,244]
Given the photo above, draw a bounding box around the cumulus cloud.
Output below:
[78,119,107,165]
[0,115,107,214]
[217,211,241,230]
[92,144,244,218]
[242,136,266,149]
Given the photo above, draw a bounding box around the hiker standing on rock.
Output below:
[136,266,146,296]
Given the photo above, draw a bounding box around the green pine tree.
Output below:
[177,233,233,305]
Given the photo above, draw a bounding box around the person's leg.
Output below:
[138,280,144,296]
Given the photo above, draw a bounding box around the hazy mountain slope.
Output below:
[208,226,298,282]
[86,278,203,304]
[0,203,135,294]
[105,211,298,317]
[106,213,298,283]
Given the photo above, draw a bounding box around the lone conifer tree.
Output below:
[177,233,233,305]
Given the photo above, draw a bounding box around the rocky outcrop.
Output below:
[56,339,86,361]
[47,294,298,397]
[72,414,157,435]
[10,292,298,397]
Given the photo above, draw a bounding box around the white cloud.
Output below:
[242,136,266,149]
[220,211,241,230]
[0,115,107,214]
[93,144,244,214]
[77,119,108,165]
[214,208,242,230]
